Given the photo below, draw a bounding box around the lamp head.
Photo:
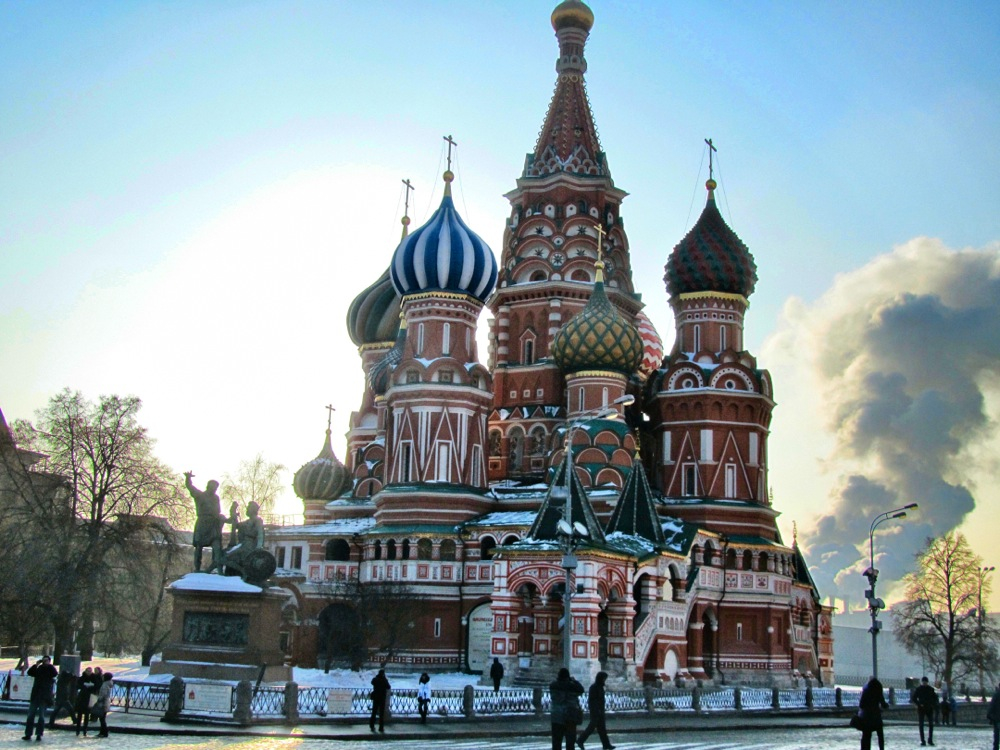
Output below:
[572,521,589,538]
[557,519,573,537]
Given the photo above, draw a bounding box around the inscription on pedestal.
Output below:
[183,611,250,646]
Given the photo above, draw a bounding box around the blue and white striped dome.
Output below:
[390,185,497,303]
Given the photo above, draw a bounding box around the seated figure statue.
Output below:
[225,501,274,585]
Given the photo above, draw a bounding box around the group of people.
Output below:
[549,668,615,750]
[856,674,1000,750]
[21,656,112,741]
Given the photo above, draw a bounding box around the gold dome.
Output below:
[551,0,594,33]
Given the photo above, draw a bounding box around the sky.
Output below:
[3,1,999,610]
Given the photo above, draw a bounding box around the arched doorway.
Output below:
[597,610,609,668]
[317,603,362,671]
[702,609,717,678]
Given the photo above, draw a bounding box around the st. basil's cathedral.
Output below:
[269,0,834,687]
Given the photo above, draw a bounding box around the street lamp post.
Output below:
[863,503,918,679]
[978,565,995,700]
[551,394,634,671]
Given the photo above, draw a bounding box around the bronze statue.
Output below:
[225,501,265,570]
[184,472,225,573]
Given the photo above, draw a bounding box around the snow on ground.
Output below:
[0,656,483,689]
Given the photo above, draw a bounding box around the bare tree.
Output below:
[223,453,286,515]
[892,531,999,685]
[316,577,422,671]
[9,390,188,659]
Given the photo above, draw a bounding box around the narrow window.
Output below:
[683,464,697,496]
[417,323,425,355]
[719,325,727,351]
[748,433,759,465]
[693,324,701,353]
[577,388,585,412]
[471,445,483,485]
[523,339,534,365]
[292,547,303,569]
[736,622,743,641]
[442,323,451,355]
[662,432,672,464]
[436,443,450,482]
[434,618,442,638]
[276,547,286,568]
[725,464,737,498]
[700,430,713,462]
[401,443,412,482]
[602,387,608,408]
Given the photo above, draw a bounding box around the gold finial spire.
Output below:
[593,221,606,282]
[325,403,335,431]
[443,134,458,197]
[401,178,414,239]
[704,137,718,194]
[793,520,798,548]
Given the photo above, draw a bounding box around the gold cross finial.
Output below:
[593,222,606,264]
[705,138,718,181]
[400,179,414,238]
[325,404,335,431]
[444,134,458,171]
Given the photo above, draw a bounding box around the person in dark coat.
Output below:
[549,667,585,750]
[23,655,58,741]
[490,658,504,692]
[986,681,1000,750]
[577,671,614,750]
[73,667,99,735]
[369,668,391,733]
[858,676,888,750]
[913,676,938,746]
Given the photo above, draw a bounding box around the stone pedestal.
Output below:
[151,573,291,683]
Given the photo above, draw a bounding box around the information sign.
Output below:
[184,682,233,713]
[326,688,354,714]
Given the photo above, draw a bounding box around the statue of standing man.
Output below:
[184,472,225,573]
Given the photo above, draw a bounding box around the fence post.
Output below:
[644,685,655,714]
[771,687,780,710]
[164,676,184,722]
[734,686,742,711]
[463,685,475,718]
[125,683,132,714]
[533,687,543,716]
[806,685,813,708]
[888,686,896,706]
[284,681,299,725]
[835,687,843,708]
[691,686,701,713]
[234,679,253,726]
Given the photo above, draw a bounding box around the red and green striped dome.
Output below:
[664,181,757,298]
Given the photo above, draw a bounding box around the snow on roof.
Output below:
[169,573,262,594]
[269,517,376,536]
[466,511,538,527]
[604,531,657,555]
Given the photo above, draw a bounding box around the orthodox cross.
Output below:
[593,222,606,263]
[401,178,414,216]
[705,137,717,181]
[325,403,335,431]
[443,134,458,171]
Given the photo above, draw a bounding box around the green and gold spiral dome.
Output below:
[552,261,642,375]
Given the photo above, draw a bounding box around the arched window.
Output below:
[417,538,433,560]
[502,535,519,546]
[325,539,351,561]
[529,426,547,455]
[386,539,397,560]
[440,539,456,561]
[489,429,502,457]
[373,540,382,560]
[401,539,411,560]
[480,536,497,558]
[523,338,534,365]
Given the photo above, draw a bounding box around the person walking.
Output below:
[369,668,390,733]
[89,672,113,738]
[490,657,505,692]
[416,672,431,724]
[986,681,1000,750]
[913,676,938,746]
[81,668,103,737]
[858,675,888,750]
[22,655,58,741]
[73,667,98,736]
[577,670,614,750]
[549,667,585,750]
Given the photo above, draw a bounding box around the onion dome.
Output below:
[635,310,664,380]
[552,261,642,374]
[664,179,757,298]
[347,268,401,347]
[390,172,498,303]
[293,428,350,501]
[551,0,594,32]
